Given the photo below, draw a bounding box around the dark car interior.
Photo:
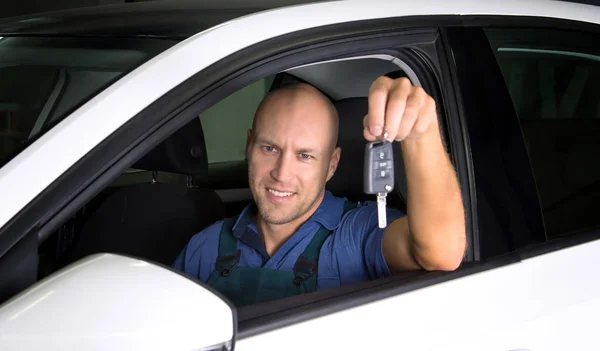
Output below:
[490,42,600,239]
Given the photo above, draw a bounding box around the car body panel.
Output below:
[236,238,600,351]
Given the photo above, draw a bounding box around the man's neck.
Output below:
[257,192,325,256]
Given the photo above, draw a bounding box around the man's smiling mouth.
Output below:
[268,188,294,197]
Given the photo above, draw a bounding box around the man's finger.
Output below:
[411,95,437,137]
[382,78,411,142]
[395,88,426,141]
[363,114,378,141]
[367,77,394,138]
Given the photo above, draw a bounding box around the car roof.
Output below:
[0,0,323,38]
[0,0,597,39]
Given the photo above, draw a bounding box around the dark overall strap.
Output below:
[217,217,238,256]
[293,200,358,286]
[210,217,241,281]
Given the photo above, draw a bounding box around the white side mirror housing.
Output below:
[0,254,235,351]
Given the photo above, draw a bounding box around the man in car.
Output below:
[173,76,466,306]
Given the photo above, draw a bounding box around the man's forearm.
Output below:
[401,120,466,271]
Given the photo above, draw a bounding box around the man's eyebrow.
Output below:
[255,137,277,146]
[297,148,317,154]
[254,138,322,155]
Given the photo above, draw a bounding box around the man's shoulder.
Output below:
[203,219,227,233]
[186,219,226,246]
[338,201,375,229]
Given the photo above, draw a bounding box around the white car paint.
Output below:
[0,0,599,230]
[0,254,234,351]
[237,239,600,351]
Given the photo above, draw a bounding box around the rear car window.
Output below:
[0,36,177,168]
[486,28,600,238]
[200,77,274,164]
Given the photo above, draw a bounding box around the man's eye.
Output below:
[300,153,313,160]
[263,146,275,152]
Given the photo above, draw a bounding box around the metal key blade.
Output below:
[377,192,387,228]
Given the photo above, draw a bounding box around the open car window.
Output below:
[0,36,177,169]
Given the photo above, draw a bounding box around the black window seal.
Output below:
[430,31,479,262]
[443,24,548,260]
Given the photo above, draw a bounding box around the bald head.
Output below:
[246,83,343,228]
[253,83,339,152]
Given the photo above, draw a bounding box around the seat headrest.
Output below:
[327,97,407,206]
[326,98,369,202]
[132,118,208,174]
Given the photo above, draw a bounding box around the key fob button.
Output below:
[374,161,392,170]
[377,149,390,160]
[376,169,392,179]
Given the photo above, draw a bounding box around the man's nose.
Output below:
[271,153,295,182]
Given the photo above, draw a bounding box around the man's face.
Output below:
[246,88,340,226]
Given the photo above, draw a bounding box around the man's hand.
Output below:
[363,76,437,142]
[362,76,466,274]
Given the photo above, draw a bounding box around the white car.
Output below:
[0,0,599,350]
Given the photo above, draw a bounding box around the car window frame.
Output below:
[0,12,476,316]
[0,15,544,336]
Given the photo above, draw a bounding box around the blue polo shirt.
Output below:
[172,191,404,290]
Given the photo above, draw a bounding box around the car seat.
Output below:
[64,118,226,266]
[327,97,407,213]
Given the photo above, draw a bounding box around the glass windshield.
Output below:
[0,36,178,168]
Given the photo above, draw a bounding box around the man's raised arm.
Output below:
[363,76,466,273]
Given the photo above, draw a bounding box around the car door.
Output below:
[234,12,600,351]
[440,17,600,351]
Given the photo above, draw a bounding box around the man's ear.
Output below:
[245,129,253,161]
[326,146,341,181]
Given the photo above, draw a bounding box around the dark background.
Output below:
[1,0,599,20]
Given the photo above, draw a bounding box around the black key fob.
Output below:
[364,141,394,195]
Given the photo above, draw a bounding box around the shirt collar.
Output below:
[307,190,346,230]
[231,190,346,238]
[232,203,259,238]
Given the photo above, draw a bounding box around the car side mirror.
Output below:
[0,254,235,351]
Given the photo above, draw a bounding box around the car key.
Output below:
[364,138,394,228]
